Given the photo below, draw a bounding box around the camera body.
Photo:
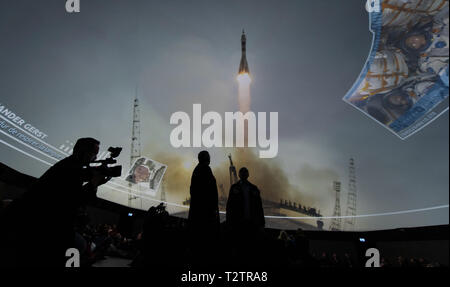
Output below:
[90,146,123,178]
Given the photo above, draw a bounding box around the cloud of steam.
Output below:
[153,148,297,212]
[152,151,193,204]
[151,147,339,217]
[219,148,295,202]
[296,163,340,216]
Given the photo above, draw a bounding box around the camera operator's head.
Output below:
[73,137,100,166]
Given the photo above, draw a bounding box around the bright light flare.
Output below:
[237,72,251,114]
[237,73,252,85]
[183,158,195,169]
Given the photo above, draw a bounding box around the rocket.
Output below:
[238,30,250,74]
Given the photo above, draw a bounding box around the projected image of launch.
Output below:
[1,0,449,271]
[0,0,448,237]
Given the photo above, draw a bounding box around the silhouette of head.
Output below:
[198,150,210,165]
[73,137,100,165]
[239,167,249,180]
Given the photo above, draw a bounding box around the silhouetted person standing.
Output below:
[188,151,219,263]
[226,167,265,263]
[226,167,265,231]
[1,137,110,267]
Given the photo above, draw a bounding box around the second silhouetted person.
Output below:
[226,167,265,233]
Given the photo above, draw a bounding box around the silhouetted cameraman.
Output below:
[2,137,111,267]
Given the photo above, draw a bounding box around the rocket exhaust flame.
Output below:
[238,30,251,146]
[237,73,251,84]
[237,73,251,114]
[237,30,251,114]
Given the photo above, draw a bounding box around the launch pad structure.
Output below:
[344,158,357,231]
[330,181,342,231]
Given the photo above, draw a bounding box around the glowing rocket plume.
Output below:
[237,73,251,114]
[237,30,252,147]
[238,30,251,115]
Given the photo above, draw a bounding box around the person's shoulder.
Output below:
[54,156,80,169]
[230,182,239,188]
[248,181,258,188]
[192,164,201,174]
[193,163,209,172]
[197,164,215,176]
[39,157,69,177]
[248,182,260,193]
[229,183,241,194]
[46,157,68,169]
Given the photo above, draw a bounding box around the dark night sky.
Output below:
[0,0,448,230]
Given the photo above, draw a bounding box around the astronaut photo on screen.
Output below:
[125,157,167,196]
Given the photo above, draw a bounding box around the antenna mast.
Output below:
[129,88,141,207]
[329,181,342,231]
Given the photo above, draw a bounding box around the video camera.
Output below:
[90,146,123,178]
